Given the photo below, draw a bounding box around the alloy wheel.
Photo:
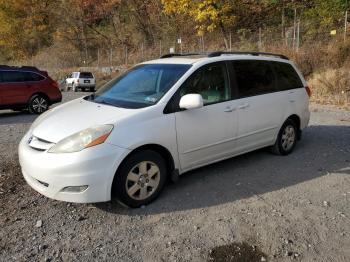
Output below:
[125,161,160,200]
[281,125,295,151]
[32,97,48,113]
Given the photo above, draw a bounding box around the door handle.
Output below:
[224,106,236,112]
[238,103,250,109]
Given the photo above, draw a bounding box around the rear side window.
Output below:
[22,72,45,82]
[79,72,93,78]
[271,62,304,91]
[232,60,275,98]
[0,71,25,82]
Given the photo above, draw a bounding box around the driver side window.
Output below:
[180,63,230,105]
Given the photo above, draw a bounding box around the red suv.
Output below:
[0,66,62,114]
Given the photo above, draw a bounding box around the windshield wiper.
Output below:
[96,99,115,106]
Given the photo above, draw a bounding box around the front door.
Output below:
[175,62,238,171]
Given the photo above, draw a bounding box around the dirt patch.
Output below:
[209,242,267,262]
[0,158,23,197]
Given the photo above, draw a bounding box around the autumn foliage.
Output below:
[0,0,348,63]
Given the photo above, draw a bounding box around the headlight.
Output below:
[48,125,113,153]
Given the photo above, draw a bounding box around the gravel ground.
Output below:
[0,92,349,262]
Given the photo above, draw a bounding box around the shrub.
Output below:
[308,67,350,106]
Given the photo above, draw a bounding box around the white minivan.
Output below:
[19,52,310,207]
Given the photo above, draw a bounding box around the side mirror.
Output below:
[179,94,204,110]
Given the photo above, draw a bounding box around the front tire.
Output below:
[28,94,49,114]
[271,119,297,155]
[112,150,167,208]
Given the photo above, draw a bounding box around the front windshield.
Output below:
[87,64,191,109]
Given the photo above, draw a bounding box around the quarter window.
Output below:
[271,62,304,91]
[180,63,230,105]
[22,72,45,81]
[232,60,275,98]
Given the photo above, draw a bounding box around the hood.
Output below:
[31,98,136,143]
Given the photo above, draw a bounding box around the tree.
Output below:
[0,0,57,60]
[162,0,235,49]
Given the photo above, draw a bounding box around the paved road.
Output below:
[0,93,349,261]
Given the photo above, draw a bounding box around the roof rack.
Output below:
[207,51,289,60]
[160,53,205,58]
[160,51,289,60]
[0,65,42,72]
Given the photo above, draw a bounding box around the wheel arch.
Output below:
[287,114,301,139]
[110,143,176,197]
[28,92,51,105]
[128,144,175,172]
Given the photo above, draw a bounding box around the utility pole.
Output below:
[281,2,285,42]
[345,10,348,42]
[201,35,205,52]
[97,48,100,68]
[110,48,113,67]
[141,42,144,61]
[296,20,300,51]
[293,8,297,50]
[125,46,128,65]
[199,37,201,52]
[229,32,232,51]
[159,40,162,57]
[258,27,262,51]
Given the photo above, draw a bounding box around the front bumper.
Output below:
[19,132,130,203]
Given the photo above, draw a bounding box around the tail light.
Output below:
[305,85,311,97]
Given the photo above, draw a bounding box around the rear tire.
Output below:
[90,86,95,92]
[28,94,49,114]
[271,119,297,155]
[112,150,167,208]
